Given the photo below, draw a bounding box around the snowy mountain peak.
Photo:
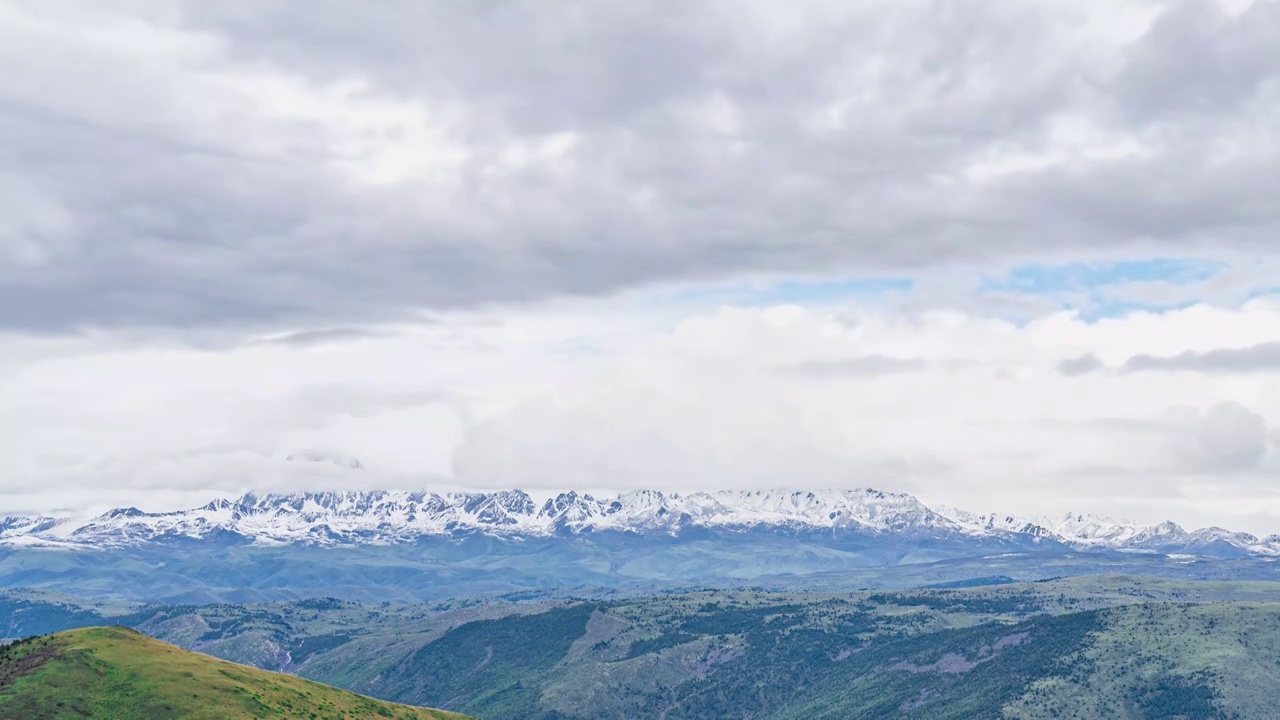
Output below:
[2,487,1276,558]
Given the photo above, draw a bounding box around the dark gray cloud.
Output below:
[3,0,1280,331]
[1037,400,1275,476]
[1115,0,1280,118]
[1057,353,1107,376]
[777,355,929,378]
[255,327,400,347]
[1122,342,1280,373]
[1177,401,1271,473]
[281,384,460,424]
[1055,343,1280,376]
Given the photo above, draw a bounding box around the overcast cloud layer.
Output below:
[4,0,1280,530]
[4,0,1280,328]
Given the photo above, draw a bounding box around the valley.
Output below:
[3,575,1277,718]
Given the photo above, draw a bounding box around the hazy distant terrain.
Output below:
[4,575,1278,718]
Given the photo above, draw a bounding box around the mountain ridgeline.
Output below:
[5,487,1275,554]
[3,488,1280,604]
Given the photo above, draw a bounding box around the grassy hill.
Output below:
[0,626,471,720]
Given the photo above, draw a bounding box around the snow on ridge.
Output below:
[3,487,1278,556]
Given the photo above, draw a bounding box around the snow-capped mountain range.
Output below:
[4,487,1278,557]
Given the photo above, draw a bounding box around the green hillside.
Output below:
[364,596,1272,719]
[0,626,471,720]
[4,577,1280,719]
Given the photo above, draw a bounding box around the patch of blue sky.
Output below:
[980,257,1224,295]
[1076,298,1201,322]
[550,335,605,356]
[1246,285,1280,301]
[980,257,1225,320]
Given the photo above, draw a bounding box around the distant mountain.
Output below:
[3,488,1279,604]
[4,487,1277,558]
[0,626,469,719]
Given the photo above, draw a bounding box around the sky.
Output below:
[3,0,1280,532]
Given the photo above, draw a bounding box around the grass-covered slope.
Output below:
[4,578,1279,719]
[0,626,470,720]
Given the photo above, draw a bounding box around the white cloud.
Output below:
[4,295,1280,532]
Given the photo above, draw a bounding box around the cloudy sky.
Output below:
[3,0,1280,531]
